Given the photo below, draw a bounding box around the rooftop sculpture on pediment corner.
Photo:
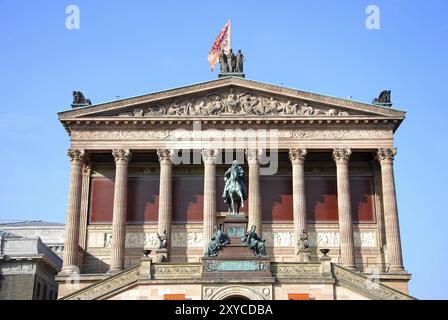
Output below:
[117,90,353,118]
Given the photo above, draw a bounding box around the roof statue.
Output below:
[72,91,92,108]
[219,48,245,78]
[372,90,392,107]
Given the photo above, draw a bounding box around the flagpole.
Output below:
[228,19,231,52]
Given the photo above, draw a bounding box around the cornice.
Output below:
[61,117,400,134]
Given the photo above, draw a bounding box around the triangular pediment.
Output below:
[58,77,405,121]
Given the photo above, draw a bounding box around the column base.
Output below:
[342,264,357,271]
[59,265,80,275]
[107,267,124,275]
[388,265,406,273]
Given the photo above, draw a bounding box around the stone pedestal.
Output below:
[222,215,247,240]
[155,248,168,263]
[218,72,245,78]
[320,255,332,275]
[139,257,152,280]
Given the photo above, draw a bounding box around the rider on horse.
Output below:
[222,160,248,215]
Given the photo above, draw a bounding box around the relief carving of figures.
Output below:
[224,89,242,114]
[279,100,299,115]
[124,90,351,118]
[144,233,158,247]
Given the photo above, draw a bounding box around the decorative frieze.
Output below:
[87,232,159,249]
[333,265,413,300]
[69,128,393,142]
[86,230,377,249]
[263,232,295,247]
[271,263,321,276]
[70,130,171,140]
[292,129,392,140]
[62,266,141,300]
[171,232,203,248]
[152,264,202,279]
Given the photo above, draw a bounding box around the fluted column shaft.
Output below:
[246,149,262,234]
[109,149,131,273]
[378,148,404,272]
[78,163,92,249]
[157,149,172,256]
[62,149,87,273]
[333,148,356,270]
[202,149,217,249]
[289,149,307,247]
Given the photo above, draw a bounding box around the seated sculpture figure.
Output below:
[241,225,267,257]
[204,224,229,257]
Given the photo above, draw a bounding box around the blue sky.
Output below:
[0,0,447,299]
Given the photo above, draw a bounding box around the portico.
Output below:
[57,76,410,299]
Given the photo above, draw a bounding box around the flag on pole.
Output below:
[208,20,231,72]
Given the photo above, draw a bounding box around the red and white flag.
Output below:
[208,20,231,72]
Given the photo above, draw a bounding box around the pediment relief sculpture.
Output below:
[116,90,351,118]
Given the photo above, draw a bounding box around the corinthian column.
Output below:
[377,148,404,272]
[202,149,217,249]
[289,148,307,248]
[157,149,172,257]
[333,148,356,270]
[109,149,131,273]
[61,149,87,273]
[245,149,262,235]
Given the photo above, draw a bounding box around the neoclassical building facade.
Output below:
[56,76,413,300]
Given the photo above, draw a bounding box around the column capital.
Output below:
[112,149,131,165]
[377,147,397,164]
[157,149,172,164]
[332,148,352,163]
[201,149,218,164]
[289,148,307,164]
[245,148,262,164]
[67,149,87,163]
